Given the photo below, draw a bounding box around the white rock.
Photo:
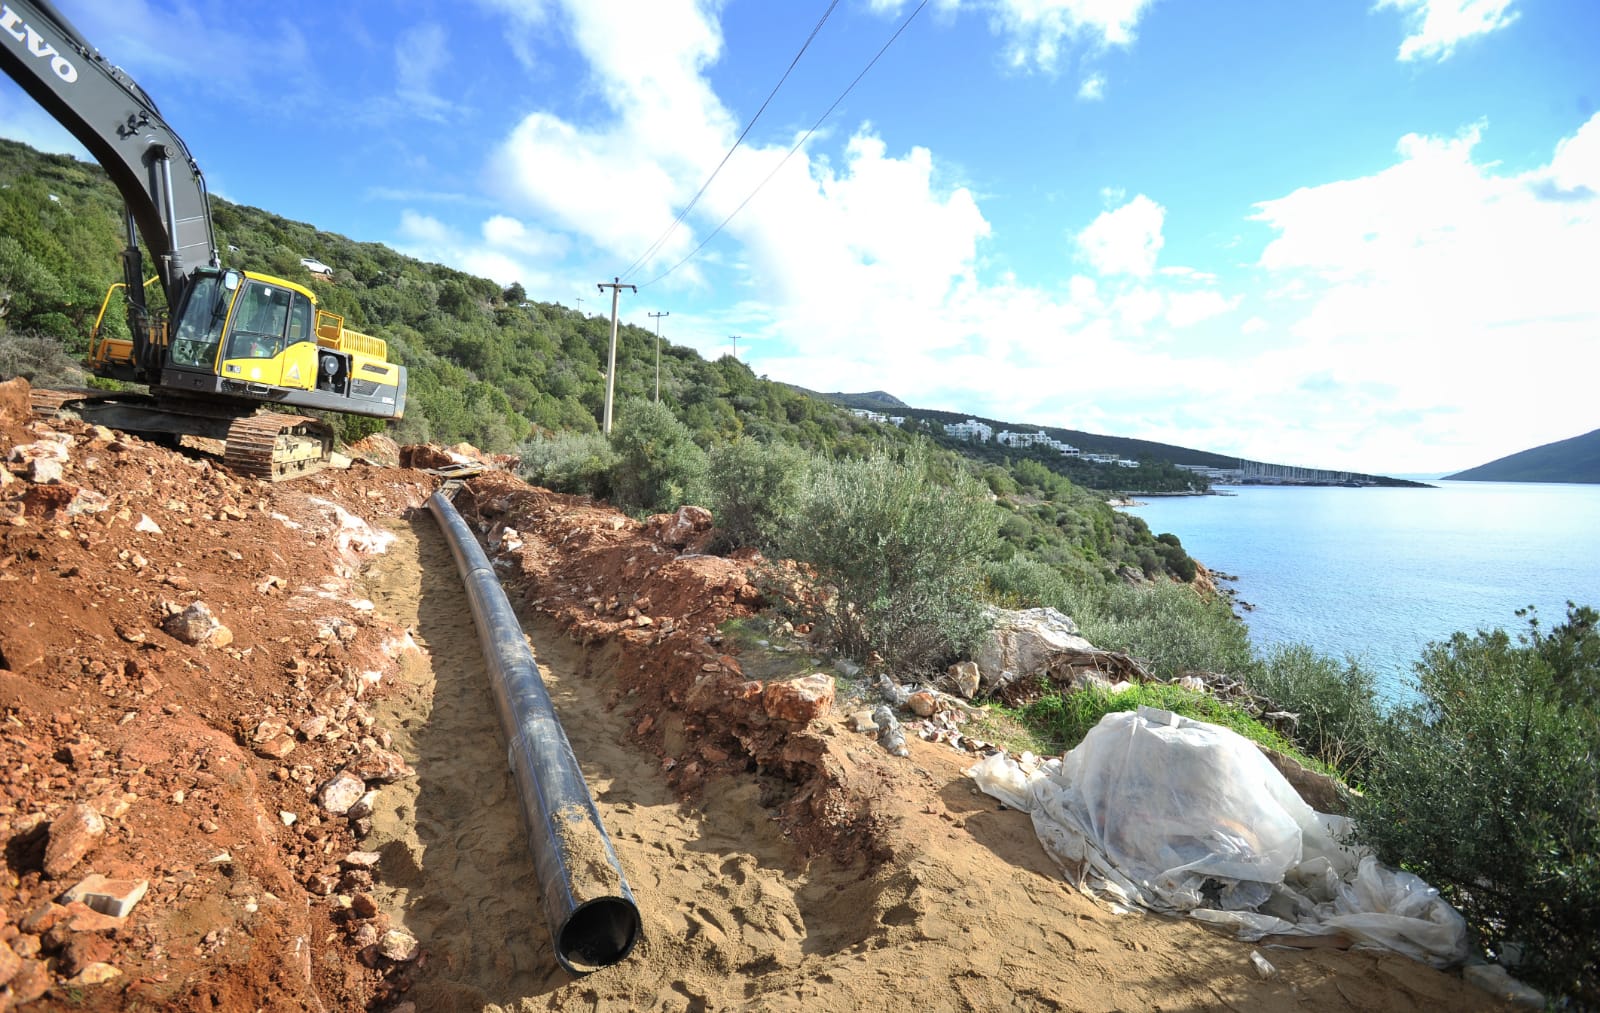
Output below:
[318,771,366,815]
[378,929,420,962]
[972,606,1094,692]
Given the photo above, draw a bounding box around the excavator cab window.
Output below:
[286,296,312,347]
[169,274,229,368]
[228,281,291,360]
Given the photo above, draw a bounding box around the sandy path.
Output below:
[356,513,1509,1013]
[358,514,865,1011]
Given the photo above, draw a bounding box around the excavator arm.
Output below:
[4,1,406,480]
[0,0,218,315]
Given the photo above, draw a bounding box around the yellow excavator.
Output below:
[0,0,406,479]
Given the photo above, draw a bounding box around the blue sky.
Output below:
[3,0,1597,474]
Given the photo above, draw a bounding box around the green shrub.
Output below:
[0,329,87,387]
[781,444,998,675]
[982,555,1073,610]
[607,398,707,515]
[1352,606,1599,1004]
[1022,683,1302,758]
[1245,645,1383,777]
[1063,580,1254,680]
[705,436,810,554]
[517,430,617,498]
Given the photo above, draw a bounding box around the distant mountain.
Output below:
[823,390,909,410]
[1445,428,1600,484]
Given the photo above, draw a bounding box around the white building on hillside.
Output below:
[945,419,994,442]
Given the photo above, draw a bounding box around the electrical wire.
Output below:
[619,0,842,283]
[638,0,930,290]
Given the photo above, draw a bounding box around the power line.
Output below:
[640,0,930,290]
[619,0,842,283]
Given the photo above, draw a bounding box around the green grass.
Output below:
[1020,682,1325,770]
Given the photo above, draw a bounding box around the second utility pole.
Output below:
[648,310,670,403]
[597,276,636,435]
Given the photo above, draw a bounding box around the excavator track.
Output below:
[223,413,336,482]
[28,387,108,419]
[30,387,335,482]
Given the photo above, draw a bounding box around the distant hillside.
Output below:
[798,389,1430,487]
[792,387,1242,468]
[1445,428,1600,484]
[825,390,908,410]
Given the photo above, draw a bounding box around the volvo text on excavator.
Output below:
[0,0,406,479]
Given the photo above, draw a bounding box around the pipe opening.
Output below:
[557,897,642,973]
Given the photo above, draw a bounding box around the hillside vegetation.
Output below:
[0,137,1200,590]
[1445,427,1600,484]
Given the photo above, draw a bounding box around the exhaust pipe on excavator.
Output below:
[427,490,642,974]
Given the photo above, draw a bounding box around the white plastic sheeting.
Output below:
[969,707,1469,967]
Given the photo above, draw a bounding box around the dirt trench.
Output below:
[354,514,880,1012]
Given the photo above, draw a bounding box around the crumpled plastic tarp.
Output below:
[969,706,1469,967]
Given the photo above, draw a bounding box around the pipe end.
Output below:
[557,897,642,974]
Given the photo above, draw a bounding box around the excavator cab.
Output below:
[166,269,317,391]
[168,269,234,370]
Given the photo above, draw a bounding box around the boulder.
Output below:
[972,607,1095,693]
[161,601,233,649]
[346,433,401,468]
[1259,747,1348,815]
[647,505,714,550]
[948,660,981,699]
[379,929,420,962]
[44,804,105,878]
[318,771,367,815]
[0,376,30,424]
[346,746,412,784]
[762,673,836,724]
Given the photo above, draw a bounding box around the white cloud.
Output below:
[395,210,568,293]
[1076,194,1165,277]
[871,0,1157,71]
[1164,289,1238,328]
[1376,0,1519,61]
[1249,114,1600,471]
[1078,72,1106,100]
[989,0,1157,68]
[394,22,456,120]
[487,0,732,275]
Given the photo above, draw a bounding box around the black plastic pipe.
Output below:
[427,491,641,973]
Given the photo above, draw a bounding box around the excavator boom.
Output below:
[1,0,407,480]
[0,0,217,305]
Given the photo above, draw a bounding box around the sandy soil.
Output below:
[0,376,1511,1012]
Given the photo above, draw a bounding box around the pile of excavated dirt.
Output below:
[0,376,1510,1011]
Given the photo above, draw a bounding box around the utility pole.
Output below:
[597,277,636,434]
[728,335,742,361]
[648,310,670,403]
[575,295,584,316]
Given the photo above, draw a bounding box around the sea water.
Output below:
[1127,481,1600,701]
